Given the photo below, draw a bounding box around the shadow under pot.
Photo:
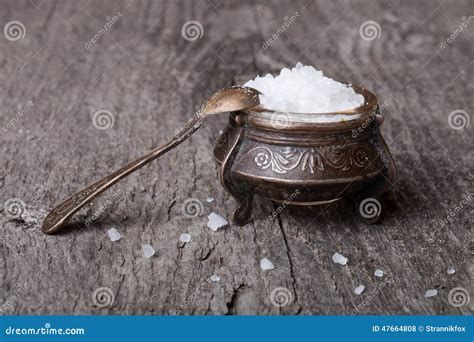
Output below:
[213,85,396,225]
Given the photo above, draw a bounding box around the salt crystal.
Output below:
[107,228,121,242]
[179,233,192,243]
[424,289,438,298]
[260,258,274,271]
[447,266,456,275]
[374,269,384,277]
[210,274,220,282]
[207,212,228,231]
[142,244,155,258]
[354,285,365,295]
[206,197,214,203]
[332,252,348,265]
[244,63,365,120]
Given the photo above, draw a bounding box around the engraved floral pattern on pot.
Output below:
[254,152,271,168]
[240,145,377,175]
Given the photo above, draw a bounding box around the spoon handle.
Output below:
[42,114,204,235]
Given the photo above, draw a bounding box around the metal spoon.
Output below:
[42,86,260,235]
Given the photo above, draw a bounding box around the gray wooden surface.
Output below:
[0,0,472,315]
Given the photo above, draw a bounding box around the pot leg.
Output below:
[230,188,254,226]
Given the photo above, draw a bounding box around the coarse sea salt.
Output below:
[424,289,438,298]
[107,228,122,242]
[179,233,192,243]
[260,258,274,271]
[244,62,365,122]
[142,244,155,258]
[354,284,365,295]
[332,252,348,265]
[207,212,228,231]
[210,274,220,282]
[374,269,384,278]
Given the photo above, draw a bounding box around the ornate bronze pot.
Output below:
[213,85,396,225]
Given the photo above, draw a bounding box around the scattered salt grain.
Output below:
[447,266,456,275]
[179,233,192,243]
[374,269,384,277]
[207,212,228,231]
[424,289,438,298]
[354,285,365,295]
[244,62,365,119]
[210,274,220,282]
[332,252,348,265]
[206,197,214,203]
[107,228,122,242]
[260,258,274,271]
[142,244,155,258]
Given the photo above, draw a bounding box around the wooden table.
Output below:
[0,0,472,315]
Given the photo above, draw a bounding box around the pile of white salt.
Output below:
[244,63,365,122]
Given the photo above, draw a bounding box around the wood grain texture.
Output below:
[0,0,472,315]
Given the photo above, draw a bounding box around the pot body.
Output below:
[213,111,396,225]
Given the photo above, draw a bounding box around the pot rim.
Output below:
[242,84,379,132]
